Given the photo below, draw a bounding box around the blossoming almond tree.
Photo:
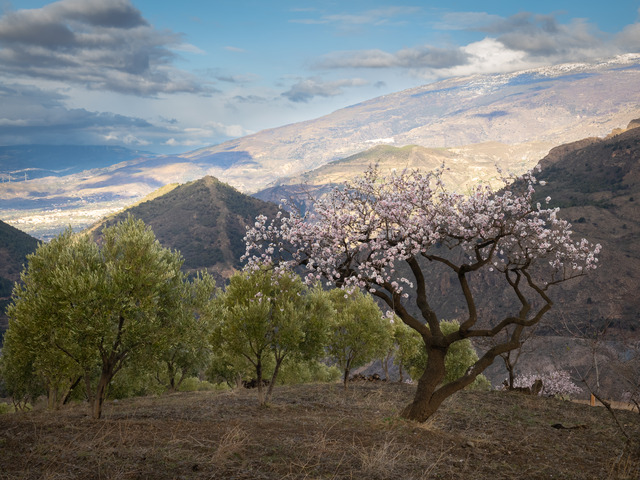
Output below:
[244,167,601,422]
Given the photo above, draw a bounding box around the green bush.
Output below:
[178,377,224,392]
[107,369,164,400]
[276,360,341,385]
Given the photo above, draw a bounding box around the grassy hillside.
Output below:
[0,382,638,479]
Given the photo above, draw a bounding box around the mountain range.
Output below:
[204,55,640,191]
[3,54,640,239]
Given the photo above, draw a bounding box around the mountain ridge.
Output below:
[89,175,280,283]
[186,54,640,191]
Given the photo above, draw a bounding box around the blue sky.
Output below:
[1,0,640,154]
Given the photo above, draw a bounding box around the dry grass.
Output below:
[1,382,639,479]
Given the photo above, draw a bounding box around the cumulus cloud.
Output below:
[0,0,207,96]
[310,11,635,80]
[0,83,251,150]
[214,73,259,84]
[615,22,640,52]
[433,12,504,31]
[281,77,369,102]
[484,13,613,61]
[232,94,269,103]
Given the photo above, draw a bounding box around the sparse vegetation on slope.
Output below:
[0,383,638,479]
[530,121,640,335]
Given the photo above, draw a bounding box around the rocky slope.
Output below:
[0,220,39,341]
[531,121,640,332]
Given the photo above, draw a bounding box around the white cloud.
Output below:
[616,23,640,52]
[311,11,630,81]
[458,38,529,74]
[433,12,504,31]
[224,46,246,53]
[0,0,209,96]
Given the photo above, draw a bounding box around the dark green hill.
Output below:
[0,220,39,342]
[91,176,280,282]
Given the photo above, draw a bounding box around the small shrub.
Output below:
[178,377,221,392]
[0,402,14,414]
[107,370,164,400]
[469,374,492,391]
[277,360,341,385]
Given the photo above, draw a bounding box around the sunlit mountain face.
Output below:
[2,55,640,240]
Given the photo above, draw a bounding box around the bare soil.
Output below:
[1,382,639,479]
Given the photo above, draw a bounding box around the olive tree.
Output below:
[393,320,423,383]
[214,267,330,405]
[3,217,188,418]
[2,229,95,410]
[154,273,218,393]
[244,167,601,422]
[324,288,393,388]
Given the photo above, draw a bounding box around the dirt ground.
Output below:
[1,382,639,479]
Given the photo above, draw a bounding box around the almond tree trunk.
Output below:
[400,346,448,422]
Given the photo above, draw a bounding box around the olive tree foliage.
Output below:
[1,229,93,410]
[213,267,330,405]
[154,272,218,393]
[0,334,48,410]
[244,167,601,422]
[323,288,393,388]
[1,217,188,419]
